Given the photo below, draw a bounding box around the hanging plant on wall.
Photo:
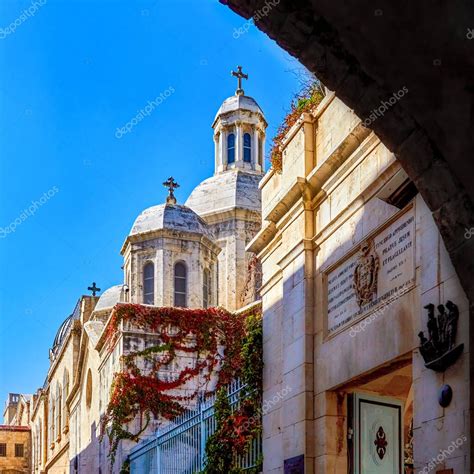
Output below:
[100,303,262,464]
[201,312,263,474]
[269,81,325,173]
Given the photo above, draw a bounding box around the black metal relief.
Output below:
[418,301,464,372]
[374,426,388,460]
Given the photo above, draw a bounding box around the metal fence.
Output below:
[129,379,261,473]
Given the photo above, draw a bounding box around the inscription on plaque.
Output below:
[327,208,415,335]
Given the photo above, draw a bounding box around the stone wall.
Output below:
[0,426,31,473]
[251,93,470,472]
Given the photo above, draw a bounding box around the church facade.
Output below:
[3,74,266,474]
[249,91,470,473]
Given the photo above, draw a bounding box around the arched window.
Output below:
[86,370,93,409]
[227,133,235,164]
[203,269,211,308]
[62,370,69,431]
[55,384,61,441]
[143,262,154,305]
[243,133,251,163]
[49,395,54,446]
[174,262,187,307]
[38,419,42,463]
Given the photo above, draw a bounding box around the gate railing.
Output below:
[129,379,261,473]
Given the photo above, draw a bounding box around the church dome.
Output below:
[185,170,262,217]
[52,315,73,353]
[94,285,123,312]
[213,95,264,123]
[129,203,214,239]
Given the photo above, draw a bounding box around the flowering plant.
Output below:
[100,303,261,463]
[270,81,324,172]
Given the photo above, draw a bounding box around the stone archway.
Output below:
[221,0,474,303]
[221,0,474,467]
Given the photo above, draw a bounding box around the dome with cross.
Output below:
[213,94,264,123]
[125,177,214,240]
[212,66,267,176]
[128,203,213,239]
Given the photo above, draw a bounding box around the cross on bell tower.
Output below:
[231,66,248,96]
[163,176,180,205]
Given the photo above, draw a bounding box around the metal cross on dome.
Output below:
[231,66,248,96]
[87,282,101,296]
[163,176,179,205]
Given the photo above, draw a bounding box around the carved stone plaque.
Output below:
[326,207,415,335]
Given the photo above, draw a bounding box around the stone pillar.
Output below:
[235,122,242,166]
[214,131,220,174]
[253,127,260,172]
[220,128,227,173]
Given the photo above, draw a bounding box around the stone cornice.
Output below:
[313,160,402,251]
[277,238,317,272]
[306,123,371,192]
[246,221,277,254]
[250,121,372,254]
[198,206,261,225]
[121,228,222,256]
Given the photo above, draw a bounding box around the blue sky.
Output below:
[0,0,305,402]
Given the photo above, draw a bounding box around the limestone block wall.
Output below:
[209,213,261,311]
[69,343,102,474]
[254,91,470,473]
[412,197,470,473]
[0,427,31,473]
[315,95,360,169]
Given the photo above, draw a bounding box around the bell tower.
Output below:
[212,66,267,175]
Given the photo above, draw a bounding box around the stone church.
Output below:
[2,72,267,474]
[3,70,471,474]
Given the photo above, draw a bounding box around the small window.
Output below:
[243,133,251,163]
[86,370,93,409]
[203,269,211,308]
[143,262,154,305]
[174,262,187,307]
[15,444,24,457]
[227,133,235,164]
[0,443,6,456]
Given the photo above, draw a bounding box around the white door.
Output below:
[353,393,403,474]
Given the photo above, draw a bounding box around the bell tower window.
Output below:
[174,262,187,307]
[243,133,251,163]
[143,262,154,305]
[227,133,235,164]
